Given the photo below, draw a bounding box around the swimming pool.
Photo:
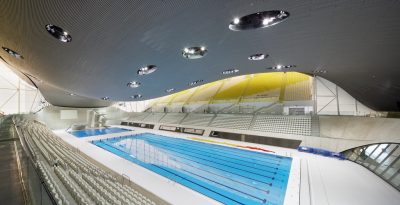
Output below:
[69,127,131,138]
[92,133,292,205]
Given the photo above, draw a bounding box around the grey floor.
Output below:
[0,117,24,205]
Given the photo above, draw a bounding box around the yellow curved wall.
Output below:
[152,72,312,106]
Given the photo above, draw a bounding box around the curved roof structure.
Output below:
[0,0,399,110]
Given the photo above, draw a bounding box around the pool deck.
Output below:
[54,126,400,205]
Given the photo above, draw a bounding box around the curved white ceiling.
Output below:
[0,0,399,110]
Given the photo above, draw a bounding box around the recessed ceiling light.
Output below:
[248,54,268,61]
[233,18,240,25]
[101,97,109,100]
[138,65,157,75]
[229,10,290,31]
[222,69,239,75]
[131,94,142,99]
[267,65,296,70]
[189,80,203,86]
[127,81,141,88]
[182,46,207,59]
[2,47,23,59]
[313,70,327,74]
[45,24,72,43]
[165,88,175,93]
[68,93,75,96]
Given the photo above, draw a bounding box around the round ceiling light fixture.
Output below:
[127,81,141,88]
[101,97,110,100]
[131,94,142,99]
[138,65,157,75]
[2,47,23,59]
[222,69,239,75]
[267,64,296,70]
[229,10,290,31]
[45,24,72,43]
[165,88,175,93]
[248,53,268,61]
[182,46,207,59]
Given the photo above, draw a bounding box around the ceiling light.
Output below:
[101,97,109,100]
[267,65,296,70]
[2,47,23,59]
[189,80,203,86]
[182,46,207,59]
[131,94,142,99]
[222,69,239,75]
[137,65,157,75]
[248,53,268,61]
[229,10,290,31]
[313,70,327,74]
[45,24,72,43]
[127,81,141,88]
[165,88,175,93]
[68,93,75,96]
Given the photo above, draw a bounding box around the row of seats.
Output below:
[16,118,157,205]
[210,114,253,130]
[180,114,214,127]
[126,112,313,136]
[251,115,312,136]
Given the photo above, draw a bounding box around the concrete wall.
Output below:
[309,116,400,152]
[34,106,129,130]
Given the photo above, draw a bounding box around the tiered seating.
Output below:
[142,113,165,123]
[128,112,151,122]
[210,114,253,130]
[251,115,312,136]
[158,113,186,124]
[16,118,158,205]
[180,114,214,127]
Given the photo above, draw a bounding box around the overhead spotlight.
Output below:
[68,93,75,96]
[101,97,110,100]
[2,47,23,59]
[137,65,157,75]
[165,88,175,93]
[189,80,203,86]
[130,94,142,99]
[262,17,274,25]
[267,65,296,70]
[127,81,141,88]
[248,53,268,61]
[229,10,290,31]
[182,46,207,59]
[45,24,72,43]
[222,69,239,75]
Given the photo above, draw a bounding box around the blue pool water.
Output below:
[69,127,131,138]
[92,133,292,205]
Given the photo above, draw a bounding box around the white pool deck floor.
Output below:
[54,126,400,205]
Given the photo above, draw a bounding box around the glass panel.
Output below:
[344,143,400,192]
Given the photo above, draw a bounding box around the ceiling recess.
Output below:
[267,65,296,70]
[189,80,204,86]
[131,94,142,99]
[229,10,290,31]
[127,81,141,88]
[182,46,207,59]
[138,65,157,75]
[45,24,72,43]
[248,54,268,61]
[2,47,23,59]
